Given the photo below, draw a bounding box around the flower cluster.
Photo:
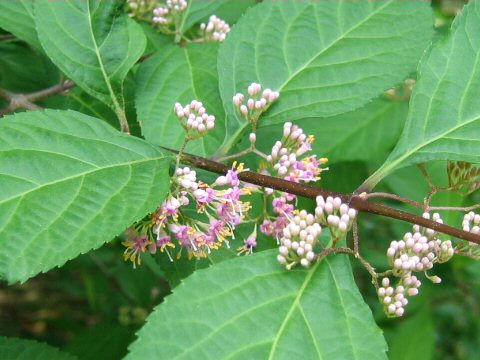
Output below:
[232,83,279,123]
[260,123,328,244]
[174,100,215,136]
[152,0,187,26]
[127,0,157,19]
[277,210,322,269]
[376,278,412,317]
[123,164,252,266]
[200,15,230,42]
[268,123,327,183]
[462,211,480,234]
[380,212,454,317]
[314,196,356,239]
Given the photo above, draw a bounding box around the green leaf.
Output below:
[0,42,59,93]
[217,0,433,154]
[127,249,387,359]
[0,109,171,283]
[64,323,134,360]
[135,43,225,156]
[178,0,256,35]
[362,2,480,191]
[34,0,146,113]
[0,336,77,360]
[139,23,171,54]
[256,98,408,163]
[388,310,434,360]
[0,0,41,49]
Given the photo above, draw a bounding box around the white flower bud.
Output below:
[300,258,310,268]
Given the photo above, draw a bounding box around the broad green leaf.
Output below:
[0,42,59,93]
[178,0,256,35]
[135,43,225,155]
[0,109,171,283]
[139,23,171,54]
[256,98,408,163]
[64,324,134,360]
[388,310,434,360]
[362,2,480,191]
[127,249,387,359]
[217,0,433,155]
[0,0,40,49]
[0,336,77,360]
[34,0,146,113]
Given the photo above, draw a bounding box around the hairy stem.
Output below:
[162,147,480,245]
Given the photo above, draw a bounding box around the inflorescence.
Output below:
[127,0,231,42]
[200,15,231,42]
[233,83,279,126]
[123,163,252,266]
[152,0,187,26]
[378,212,454,317]
[174,100,215,136]
[122,80,474,321]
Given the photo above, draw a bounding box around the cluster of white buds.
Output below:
[174,100,215,135]
[152,0,187,25]
[127,0,157,18]
[152,6,170,25]
[377,278,413,317]
[462,211,480,234]
[175,167,197,191]
[277,210,322,269]
[388,213,454,274]
[232,82,279,123]
[314,196,356,239]
[381,212,454,317]
[200,15,230,42]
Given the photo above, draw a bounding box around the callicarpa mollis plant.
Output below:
[0,0,479,359]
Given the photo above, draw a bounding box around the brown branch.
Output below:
[0,81,75,116]
[163,147,480,245]
[27,81,75,102]
[364,192,425,210]
[0,34,15,41]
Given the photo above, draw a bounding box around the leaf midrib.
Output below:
[86,1,121,109]
[267,258,322,360]
[375,114,480,184]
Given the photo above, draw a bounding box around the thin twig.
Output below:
[353,219,360,254]
[0,34,15,41]
[27,81,75,102]
[253,148,269,160]
[215,147,254,162]
[0,81,76,116]
[364,192,425,210]
[162,147,480,245]
[429,203,480,212]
